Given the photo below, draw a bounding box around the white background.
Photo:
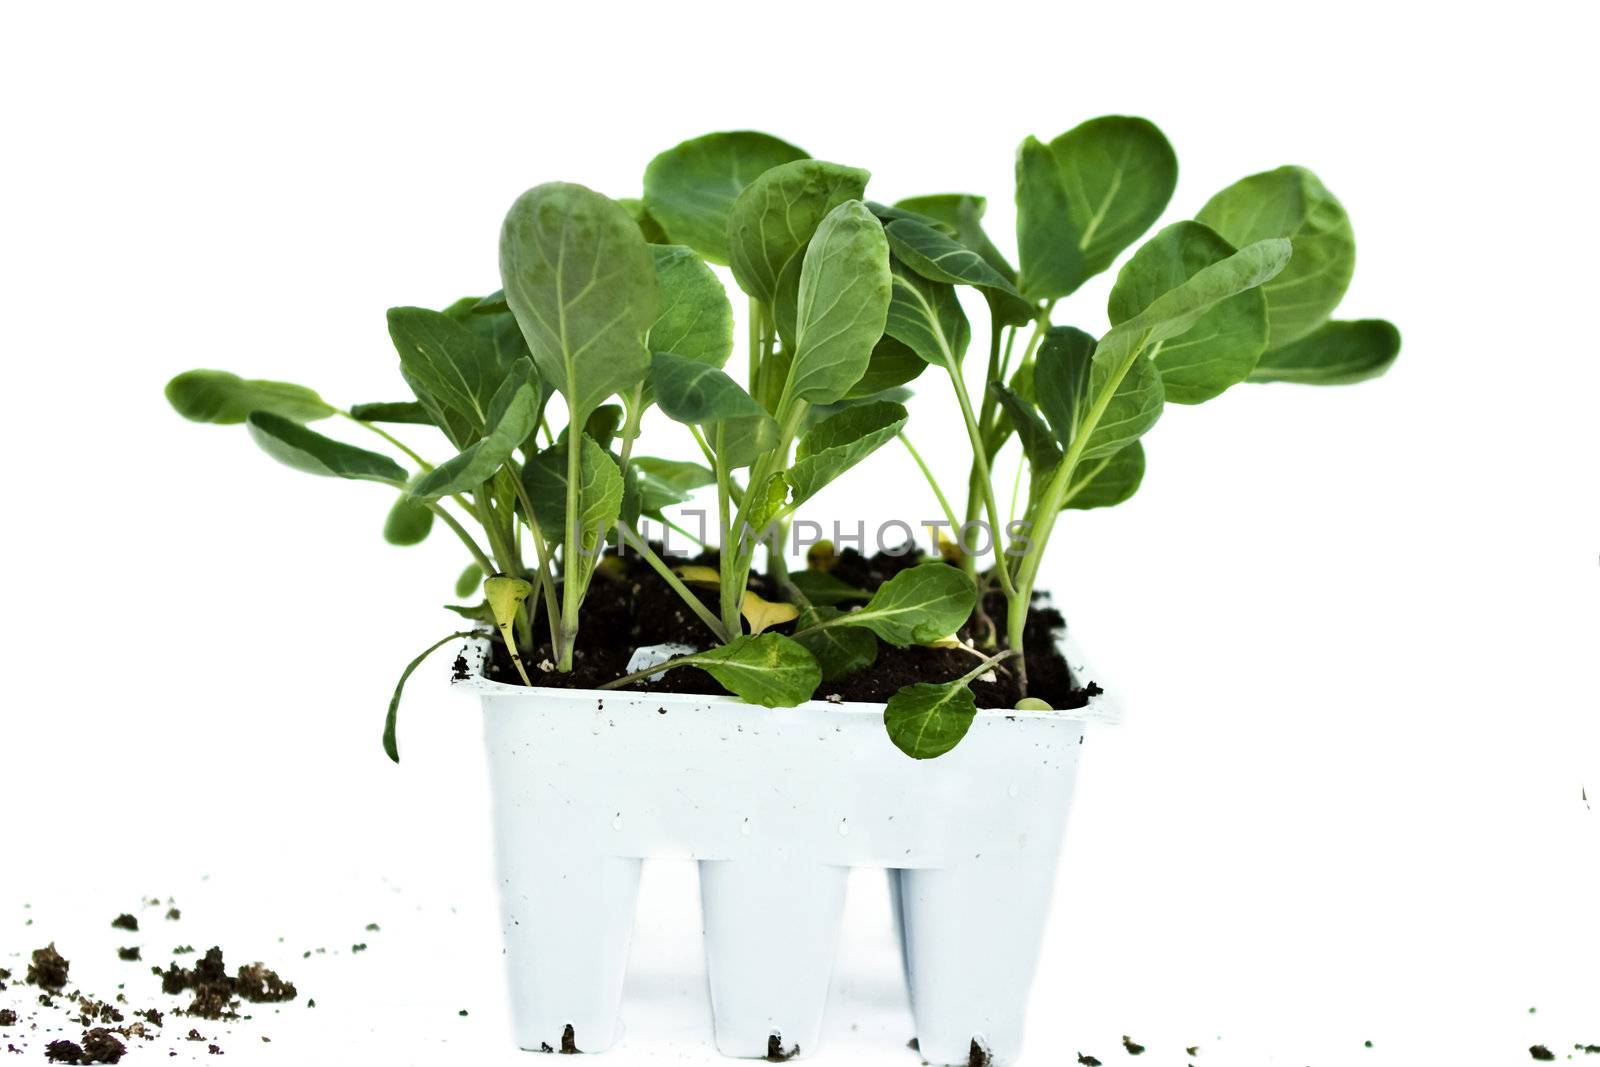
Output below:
[2,2,1597,1064]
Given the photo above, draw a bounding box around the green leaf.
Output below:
[831,563,974,647]
[500,182,657,424]
[1033,326,1097,446]
[884,258,970,368]
[349,401,432,425]
[883,679,979,759]
[992,381,1062,476]
[165,370,334,425]
[649,244,734,367]
[895,193,1018,285]
[788,569,871,606]
[410,374,541,500]
[1082,335,1165,461]
[785,200,892,404]
[583,404,624,451]
[1196,166,1356,349]
[454,563,484,599]
[618,197,669,243]
[715,411,781,470]
[1248,319,1401,385]
[384,631,479,763]
[883,216,1024,301]
[386,306,511,450]
[642,131,809,264]
[690,633,820,707]
[787,400,908,506]
[383,495,434,545]
[649,351,769,424]
[1015,135,1082,301]
[632,457,713,515]
[845,334,928,398]
[1048,116,1177,282]
[727,160,869,307]
[522,434,624,553]
[795,606,877,681]
[1061,441,1145,510]
[246,412,408,484]
[1108,222,1268,404]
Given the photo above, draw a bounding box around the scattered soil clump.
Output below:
[27,946,70,991]
[155,947,297,1019]
[109,916,138,933]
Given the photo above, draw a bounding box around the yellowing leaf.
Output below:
[920,632,965,649]
[676,565,721,586]
[741,591,799,635]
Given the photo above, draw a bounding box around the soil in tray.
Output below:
[482,544,1102,710]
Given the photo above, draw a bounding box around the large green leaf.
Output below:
[1248,319,1401,385]
[649,244,734,367]
[830,563,974,647]
[383,495,434,545]
[522,434,624,552]
[788,569,871,606]
[165,370,334,425]
[1015,135,1081,301]
[500,182,657,424]
[785,200,892,404]
[992,381,1062,478]
[1061,441,1145,510]
[386,306,511,449]
[795,606,877,681]
[1108,221,1268,404]
[715,411,781,470]
[410,374,542,500]
[727,160,869,307]
[1196,166,1356,349]
[787,400,908,506]
[1049,116,1177,283]
[246,412,408,484]
[883,679,979,759]
[1032,326,1096,446]
[649,351,769,424]
[844,334,928,398]
[884,258,970,368]
[690,633,820,707]
[642,131,809,264]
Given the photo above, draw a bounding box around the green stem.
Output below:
[944,360,1015,600]
[715,423,741,637]
[508,469,562,652]
[384,630,483,763]
[557,414,583,671]
[338,410,431,470]
[423,502,495,575]
[616,385,645,482]
[618,520,729,642]
[958,648,1019,688]
[898,432,962,537]
[598,648,709,691]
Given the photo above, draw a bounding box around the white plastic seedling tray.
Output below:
[454,635,1119,1064]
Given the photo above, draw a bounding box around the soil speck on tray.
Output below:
[458,1010,468,1017]
[110,915,138,932]
[207,1044,223,1056]
[966,1038,991,1066]
[1122,1035,1145,1055]
[364,923,380,932]
[765,1033,797,1061]
[185,1030,204,1042]
[1530,1047,1555,1061]
[28,944,70,990]
[1078,1056,1102,1067]
[116,947,140,962]
[0,1011,14,1027]
[1186,1047,1199,1057]
[561,1024,580,1054]
[165,909,181,922]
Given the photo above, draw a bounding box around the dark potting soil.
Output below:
[27,946,70,991]
[483,546,1101,710]
[156,947,298,1019]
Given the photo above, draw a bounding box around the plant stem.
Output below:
[423,502,495,575]
[598,648,708,691]
[618,520,729,642]
[958,647,1019,688]
[944,361,1015,600]
[714,423,741,637]
[507,468,562,652]
[337,410,431,470]
[898,432,962,536]
[558,415,583,671]
[616,385,645,481]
